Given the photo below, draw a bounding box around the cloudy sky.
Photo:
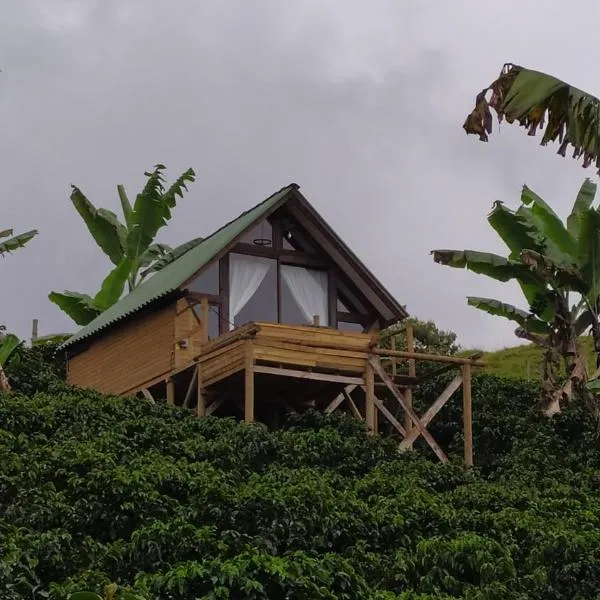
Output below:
[2,0,599,350]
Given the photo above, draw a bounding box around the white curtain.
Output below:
[229,254,273,329]
[281,265,329,326]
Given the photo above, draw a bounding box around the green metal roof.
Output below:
[61,183,297,350]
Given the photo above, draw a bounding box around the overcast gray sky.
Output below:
[2,0,600,350]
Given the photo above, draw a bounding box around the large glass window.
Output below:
[188,262,219,295]
[229,254,277,327]
[280,265,329,326]
[337,321,364,333]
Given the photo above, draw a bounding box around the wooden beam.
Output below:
[253,365,364,386]
[244,341,254,423]
[182,365,199,408]
[404,323,415,445]
[372,347,485,366]
[186,292,221,307]
[399,374,463,449]
[166,377,175,406]
[206,396,224,416]
[462,363,473,467]
[343,388,363,420]
[196,366,206,417]
[369,357,448,463]
[416,354,482,383]
[140,388,155,403]
[219,255,230,335]
[200,296,209,343]
[325,384,358,414]
[231,242,331,268]
[374,397,406,436]
[325,394,345,414]
[365,360,375,434]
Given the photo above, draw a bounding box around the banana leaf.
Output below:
[48,291,101,326]
[463,62,600,173]
[139,236,204,280]
[519,185,578,259]
[567,178,597,239]
[117,184,134,229]
[467,297,550,334]
[0,228,38,255]
[0,333,22,366]
[431,249,540,284]
[94,257,133,309]
[70,186,126,266]
[577,207,600,302]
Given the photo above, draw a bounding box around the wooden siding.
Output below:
[67,302,175,395]
[253,322,371,373]
[194,322,374,388]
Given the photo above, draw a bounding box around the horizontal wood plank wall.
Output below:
[67,302,176,394]
[253,323,371,373]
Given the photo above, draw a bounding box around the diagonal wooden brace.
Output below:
[325,384,358,414]
[398,374,462,450]
[369,357,448,463]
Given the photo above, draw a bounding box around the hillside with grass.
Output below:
[462,336,597,381]
[3,346,600,600]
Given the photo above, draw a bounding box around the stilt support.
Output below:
[244,341,254,423]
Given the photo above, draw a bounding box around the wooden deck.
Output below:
[134,321,484,467]
[195,322,372,387]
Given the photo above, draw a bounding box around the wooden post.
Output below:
[166,377,175,406]
[244,341,254,423]
[365,360,375,434]
[391,335,397,377]
[462,363,473,467]
[200,296,209,343]
[196,366,206,417]
[31,319,38,345]
[404,324,415,446]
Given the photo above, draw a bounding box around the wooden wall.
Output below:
[67,302,176,395]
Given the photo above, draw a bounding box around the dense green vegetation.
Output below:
[3,350,600,599]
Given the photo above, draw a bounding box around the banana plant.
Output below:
[0,327,22,393]
[0,227,38,256]
[432,179,600,414]
[49,164,203,326]
[463,62,600,175]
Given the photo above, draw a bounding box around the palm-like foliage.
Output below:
[49,164,202,326]
[463,63,600,173]
[0,227,37,256]
[0,327,22,392]
[432,179,600,414]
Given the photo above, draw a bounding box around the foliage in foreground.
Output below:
[463,62,600,174]
[3,372,600,599]
[433,177,600,415]
[49,164,201,326]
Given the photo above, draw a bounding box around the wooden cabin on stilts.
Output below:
[60,183,482,466]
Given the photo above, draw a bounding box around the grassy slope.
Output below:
[460,336,596,380]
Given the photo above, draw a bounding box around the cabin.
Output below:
[61,183,481,464]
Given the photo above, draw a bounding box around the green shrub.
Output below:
[2,372,600,599]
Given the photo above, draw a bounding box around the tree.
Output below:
[49,164,203,326]
[463,63,600,174]
[381,317,460,356]
[432,179,600,415]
